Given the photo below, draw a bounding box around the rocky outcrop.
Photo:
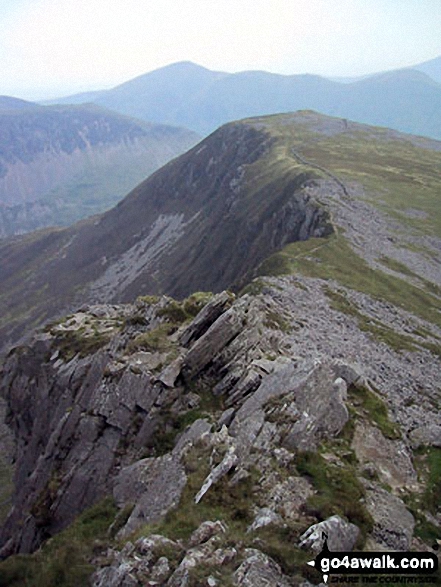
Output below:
[1,268,440,582]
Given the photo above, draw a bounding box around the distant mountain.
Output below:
[413,54,441,84]
[0,96,39,111]
[49,61,441,139]
[0,102,199,237]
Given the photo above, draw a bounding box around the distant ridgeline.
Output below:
[50,61,441,138]
[0,101,198,237]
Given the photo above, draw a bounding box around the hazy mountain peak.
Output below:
[0,95,39,111]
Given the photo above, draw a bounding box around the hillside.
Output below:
[0,103,198,236]
[50,61,441,139]
[0,111,441,585]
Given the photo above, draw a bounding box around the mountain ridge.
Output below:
[1,110,440,355]
[0,110,440,585]
[46,60,441,139]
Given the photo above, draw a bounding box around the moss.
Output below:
[157,299,189,324]
[348,383,401,440]
[136,295,160,305]
[412,447,441,516]
[251,525,321,582]
[0,497,118,587]
[263,309,291,332]
[51,327,114,361]
[128,323,176,353]
[239,278,267,296]
[183,292,214,317]
[295,451,373,545]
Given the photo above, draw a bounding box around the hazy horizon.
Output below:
[1,0,440,101]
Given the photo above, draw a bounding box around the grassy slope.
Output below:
[247,113,441,345]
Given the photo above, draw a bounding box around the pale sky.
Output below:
[1,0,440,100]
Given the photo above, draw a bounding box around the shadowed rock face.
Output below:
[0,104,199,237]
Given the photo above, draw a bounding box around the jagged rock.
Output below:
[179,291,233,347]
[92,563,139,587]
[409,425,441,449]
[172,418,213,455]
[332,360,372,390]
[169,541,238,582]
[195,447,239,503]
[113,455,187,538]
[230,360,350,454]
[189,520,228,547]
[233,549,292,587]
[92,535,180,587]
[225,369,262,406]
[181,306,245,379]
[247,507,284,532]
[157,356,184,388]
[365,484,415,550]
[218,407,236,428]
[299,515,360,552]
[352,422,417,490]
[135,534,180,557]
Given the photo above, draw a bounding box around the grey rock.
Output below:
[92,563,139,587]
[150,556,171,582]
[230,360,349,454]
[195,447,239,503]
[247,507,283,532]
[299,515,360,552]
[268,476,314,522]
[409,425,441,449]
[234,549,292,587]
[189,520,227,547]
[352,422,417,490]
[179,291,233,347]
[218,407,236,428]
[172,418,212,456]
[157,356,184,388]
[365,485,415,550]
[114,454,187,538]
[182,306,244,379]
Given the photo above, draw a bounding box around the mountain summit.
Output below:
[51,61,441,139]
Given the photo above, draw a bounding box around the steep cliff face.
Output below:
[0,104,198,237]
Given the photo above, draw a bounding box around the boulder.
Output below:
[409,425,441,449]
[179,291,233,347]
[113,454,187,538]
[352,422,417,490]
[365,484,415,550]
[234,549,292,587]
[299,515,360,552]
